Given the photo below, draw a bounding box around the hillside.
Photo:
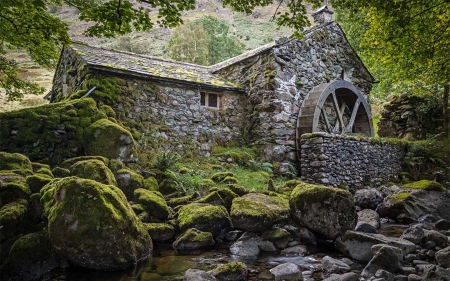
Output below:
[1,1,323,112]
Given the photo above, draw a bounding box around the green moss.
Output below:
[60,155,109,169]
[116,169,145,200]
[131,203,146,215]
[391,192,412,204]
[173,228,215,250]
[26,174,53,193]
[0,152,32,171]
[144,176,159,191]
[144,223,175,242]
[0,199,30,242]
[108,159,125,173]
[167,195,194,207]
[290,182,352,212]
[70,159,117,186]
[0,183,32,205]
[134,188,169,220]
[402,180,445,191]
[220,176,238,184]
[281,179,304,190]
[31,163,50,173]
[211,172,234,183]
[196,191,225,206]
[35,167,53,178]
[178,203,231,236]
[99,105,116,118]
[227,184,248,196]
[51,167,70,178]
[211,262,247,279]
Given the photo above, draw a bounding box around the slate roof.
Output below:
[69,43,243,91]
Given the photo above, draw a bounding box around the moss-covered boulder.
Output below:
[230,193,290,232]
[211,262,248,281]
[0,199,31,242]
[196,191,225,206]
[69,159,117,186]
[159,178,178,195]
[144,223,176,242]
[402,180,445,191]
[40,177,152,270]
[0,183,31,205]
[134,188,169,221]
[108,159,125,173]
[116,169,145,200]
[211,172,234,183]
[60,155,109,169]
[26,174,53,193]
[178,203,231,236]
[83,119,137,162]
[167,193,200,208]
[0,152,32,172]
[172,228,215,251]
[289,182,357,240]
[144,176,159,191]
[0,231,61,281]
[261,228,292,249]
[51,167,70,178]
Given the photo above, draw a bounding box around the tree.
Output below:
[1,0,321,100]
[333,0,450,137]
[165,16,244,66]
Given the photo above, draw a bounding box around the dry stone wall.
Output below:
[300,133,405,190]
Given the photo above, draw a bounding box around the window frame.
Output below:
[200,92,220,109]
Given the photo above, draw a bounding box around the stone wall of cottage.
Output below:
[300,133,405,191]
[215,21,374,173]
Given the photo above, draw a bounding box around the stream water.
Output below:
[59,224,408,281]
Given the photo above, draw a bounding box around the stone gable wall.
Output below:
[215,22,374,173]
[300,133,405,190]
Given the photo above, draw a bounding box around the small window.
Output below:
[200,92,219,108]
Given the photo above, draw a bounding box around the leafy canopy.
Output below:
[165,16,244,66]
[2,0,322,100]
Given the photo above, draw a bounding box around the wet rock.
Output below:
[230,232,260,257]
[355,221,378,234]
[270,262,303,281]
[40,177,152,270]
[372,244,404,263]
[336,231,416,262]
[115,168,145,200]
[321,256,351,273]
[274,223,318,246]
[435,219,450,231]
[183,268,216,281]
[281,245,308,255]
[322,272,359,281]
[375,269,396,281]
[361,246,399,279]
[261,228,292,249]
[354,188,384,210]
[290,183,357,240]
[225,230,243,242]
[211,261,248,281]
[230,193,290,232]
[401,225,425,245]
[435,246,450,268]
[178,203,231,236]
[423,230,448,246]
[358,209,380,229]
[173,228,215,251]
[258,240,277,252]
[144,223,175,242]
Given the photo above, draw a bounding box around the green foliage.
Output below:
[152,151,181,173]
[165,15,244,65]
[402,180,445,192]
[211,146,256,166]
[403,139,448,179]
[164,170,205,195]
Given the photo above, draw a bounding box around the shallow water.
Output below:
[58,224,407,281]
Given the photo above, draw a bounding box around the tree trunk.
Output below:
[444,84,449,139]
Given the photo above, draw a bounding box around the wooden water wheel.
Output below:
[296,80,374,154]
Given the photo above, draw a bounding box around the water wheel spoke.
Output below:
[331,93,345,133]
[333,103,346,133]
[321,107,332,133]
[346,99,360,131]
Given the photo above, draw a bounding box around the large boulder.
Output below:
[178,203,231,236]
[361,246,399,278]
[69,159,117,186]
[40,177,152,270]
[0,199,32,242]
[172,228,214,251]
[354,188,384,210]
[230,193,290,232]
[116,168,145,200]
[336,231,416,262]
[144,223,175,242]
[83,119,137,162]
[230,232,260,257]
[0,231,61,281]
[211,262,248,281]
[0,152,32,172]
[134,189,169,221]
[290,183,357,240]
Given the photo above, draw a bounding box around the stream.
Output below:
[58,224,408,281]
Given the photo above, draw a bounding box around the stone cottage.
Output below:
[51,6,376,174]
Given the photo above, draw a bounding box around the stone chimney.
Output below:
[312,6,334,24]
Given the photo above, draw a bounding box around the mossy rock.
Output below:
[226,184,248,196]
[172,228,215,252]
[36,167,53,177]
[99,105,116,118]
[40,177,152,270]
[144,223,175,242]
[402,180,445,191]
[116,168,145,200]
[69,159,117,186]
[230,193,290,232]
[26,174,53,193]
[221,176,238,184]
[377,191,431,223]
[134,188,169,221]
[60,155,109,169]
[108,159,125,173]
[0,183,31,205]
[277,179,303,193]
[199,179,216,189]
[167,194,196,208]
[211,261,248,281]
[289,182,357,240]
[159,178,178,195]
[0,199,31,242]
[83,119,138,163]
[196,191,225,206]
[144,176,159,191]
[178,203,231,236]
[31,162,50,173]
[261,228,292,249]
[211,172,234,183]
[51,167,70,178]
[0,171,27,186]
[0,231,61,281]
[0,152,32,171]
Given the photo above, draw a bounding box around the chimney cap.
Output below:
[312,5,334,16]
